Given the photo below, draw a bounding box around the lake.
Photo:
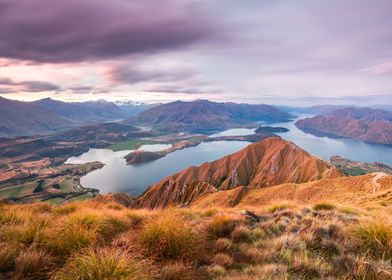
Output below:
[66,141,250,195]
[66,116,392,195]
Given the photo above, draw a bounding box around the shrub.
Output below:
[139,212,200,260]
[207,215,238,240]
[212,253,233,268]
[313,202,335,211]
[160,262,194,280]
[232,225,253,243]
[52,248,156,280]
[351,221,392,259]
[14,249,51,279]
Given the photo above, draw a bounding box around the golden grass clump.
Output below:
[268,203,289,213]
[231,225,253,243]
[350,221,392,259]
[52,248,156,280]
[215,238,233,252]
[207,215,238,240]
[53,204,77,215]
[212,253,233,268]
[0,243,19,272]
[14,249,51,279]
[313,202,336,211]
[160,262,194,280]
[139,211,201,260]
[97,215,131,242]
[45,224,96,257]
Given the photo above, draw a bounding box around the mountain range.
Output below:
[0,97,152,137]
[296,107,392,145]
[127,100,293,133]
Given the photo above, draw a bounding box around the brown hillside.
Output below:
[138,138,341,208]
[192,173,392,209]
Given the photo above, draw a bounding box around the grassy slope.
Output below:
[1,176,392,280]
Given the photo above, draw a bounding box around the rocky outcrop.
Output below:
[296,107,392,145]
[137,138,341,208]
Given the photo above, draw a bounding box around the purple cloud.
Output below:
[0,77,60,92]
[106,64,196,85]
[0,0,217,63]
[0,88,17,94]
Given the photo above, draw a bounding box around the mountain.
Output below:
[115,101,159,116]
[126,100,293,133]
[0,96,73,137]
[33,98,126,123]
[137,137,341,208]
[296,107,392,145]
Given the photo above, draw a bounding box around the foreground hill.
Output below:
[127,100,293,133]
[1,173,392,279]
[138,138,341,208]
[296,107,392,145]
[0,96,73,137]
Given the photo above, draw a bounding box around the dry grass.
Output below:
[0,198,392,279]
[139,211,201,260]
[206,215,238,240]
[53,248,156,280]
[160,262,194,280]
[350,221,392,259]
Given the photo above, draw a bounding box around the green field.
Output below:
[109,139,162,151]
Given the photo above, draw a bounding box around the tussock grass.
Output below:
[53,204,77,215]
[0,198,391,279]
[313,202,336,211]
[14,249,51,279]
[0,243,19,272]
[207,215,238,240]
[212,253,233,268]
[231,225,253,243]
[160,262,194,280]
[45,225,96,257]
[350,221,392,259]
[53,248,156,280]
[268,203,289,213]
[139,211,201,260]
[215,238,233,252]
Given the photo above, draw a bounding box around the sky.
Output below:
[0,0,391,105]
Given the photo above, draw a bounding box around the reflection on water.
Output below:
[66,141,250,195]
[209,128,256,137]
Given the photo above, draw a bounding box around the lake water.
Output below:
[66,141,250,195]
[66,115,392,195]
